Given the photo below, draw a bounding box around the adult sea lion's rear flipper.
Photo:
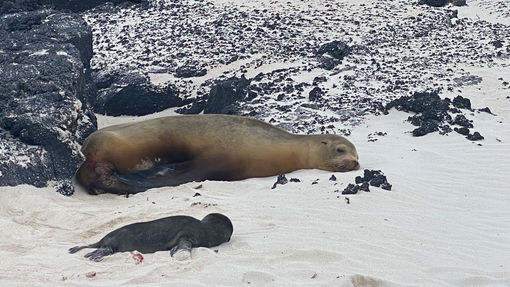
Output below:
[115,161,208,190]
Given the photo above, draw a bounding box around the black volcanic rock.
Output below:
[419,0,467,8]
[454,127,469,135]
[451,0,466,6]
[271,174,288,189]
[202,76,251,114]
[92,71,187,116]
[175,64,207,78]
[0,9,97,194]
[309,87,324,102]
[418,0,449,7]
[385,91,481,139]
[453,114,473,128]
[342,183,360,194]
[317,40,351,60]
[0,0,43,15]
[452,95,472,110]
[467,131,484,141]
[42,0,142,12]
[316,40,351,70]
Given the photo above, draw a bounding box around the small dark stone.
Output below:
[193,192,201,197]
[452,95,472,110]
[313,76,328,85]
[342,183,359,195]
[309,87,324,102]
[369,174,387,187]
[289,178,301,183]
[467,132,484,141]
[380,182,392,191]
[454,127,470,135]
[55,180,74,196]
[453,114,473,128]
[329,174,337,181]
[271,174,288,189]
[316,40,352,60]
[451,0,467,6]
[318,56,339,70]
[490,40,504,49]
[412,121,439,137]
[355,176,364,184]
[363,169,378,181]
[479,107,493,114]
[418,0,448,7]
[175,65,207,78]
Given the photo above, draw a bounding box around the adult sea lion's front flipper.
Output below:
[114,161,210,190]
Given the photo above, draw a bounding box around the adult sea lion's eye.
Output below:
[336,148,344,154]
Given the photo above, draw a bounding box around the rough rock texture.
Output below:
[1,0,142,14]
[43,0,142,12]
[384,92,484,141]
[0,0,43,14]
[343,169,392,194]
[418,0,466,7]
[81,0,509,135]
[271,174,288,189]
[0,8,96,194]
[92,71,187,116]
[178,76,251,115]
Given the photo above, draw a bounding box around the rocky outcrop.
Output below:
[0,8,96,195]
[92,71,187,116]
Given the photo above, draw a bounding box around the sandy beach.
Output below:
[1,0,509,286]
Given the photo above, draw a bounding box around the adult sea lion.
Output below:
[76,114,359,195]
[69,213,233,262]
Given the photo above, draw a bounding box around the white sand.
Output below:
[1,0,510,286]
[1,105,509,286]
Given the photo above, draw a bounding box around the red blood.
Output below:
[133,253,144,264]
[61,276,67,281]
[86,272,96,278]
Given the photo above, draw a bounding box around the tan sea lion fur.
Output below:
[76,114,360,195]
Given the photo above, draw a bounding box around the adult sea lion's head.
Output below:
[312,134,360,172]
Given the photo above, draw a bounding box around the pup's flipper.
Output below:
[170,238,193,260]
[84,247,114,262]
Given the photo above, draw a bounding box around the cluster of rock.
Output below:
[342,170,392,195]
[81,0,509,135]
[383,92,489,141]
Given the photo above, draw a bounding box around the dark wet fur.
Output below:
[69,213,233,262]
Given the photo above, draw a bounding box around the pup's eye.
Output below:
[336,148,344,154]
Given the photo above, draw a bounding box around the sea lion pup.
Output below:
[76,114,359,195]
[69,213,233,262]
